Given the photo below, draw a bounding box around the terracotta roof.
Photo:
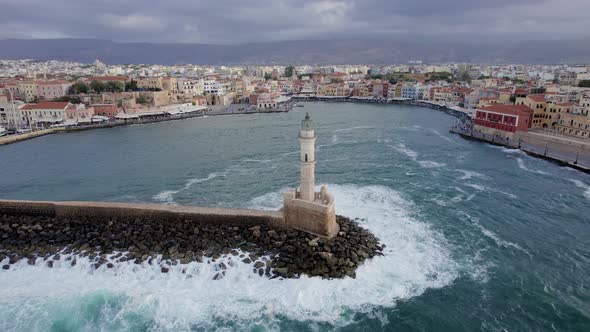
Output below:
[480,104,533,116]
[36,80,71,85]
[85,76,129,81]
[20,104,36,110]
[527,94,546,102]
[28,101,69,110]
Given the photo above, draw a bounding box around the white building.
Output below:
[177,78,204,96]
[20,101,69,127]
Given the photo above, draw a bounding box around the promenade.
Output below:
[450,123,590,173]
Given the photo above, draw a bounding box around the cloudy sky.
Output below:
[0,0,589,44]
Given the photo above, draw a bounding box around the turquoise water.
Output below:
[0,102,589,331]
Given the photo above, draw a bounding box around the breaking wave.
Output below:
[0,184,460,331]
[153,172,226,204]
[389,143,446,168]
[570,179,590,200]
[456,169,487,181]
[431,129,456,144]
[516,158,549,175]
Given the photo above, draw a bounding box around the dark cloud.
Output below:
[0,0,588,43]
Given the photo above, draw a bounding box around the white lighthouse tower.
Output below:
[299,113,316,201]
[283,113,339,238]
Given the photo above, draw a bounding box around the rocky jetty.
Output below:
[0,214,383,279]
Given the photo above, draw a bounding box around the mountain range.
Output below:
[1,38,589,65]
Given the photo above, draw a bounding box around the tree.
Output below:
[264,73,272,80]
[459,72,471,82]
[68,81,89,94]
[54,95,81,104]
[136,95,148,104]
[106,81,124,93]
[284,65,295,77]
[512,79,526,85]
[90,80,106,93]
[125,80,138,91]
[578,80,590,88]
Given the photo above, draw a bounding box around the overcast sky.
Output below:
[0,0,589,44]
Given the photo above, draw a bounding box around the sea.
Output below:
[0,101,589,331]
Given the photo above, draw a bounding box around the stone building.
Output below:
[283,113,339,238]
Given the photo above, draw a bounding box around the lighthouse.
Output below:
[283,113,339,238]
[299,113,316,201]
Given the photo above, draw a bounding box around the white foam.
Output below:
[516,158,549,175]
[0,184,460,331]
[489,145,526,155]
[570,179,590,200]
[463,183,517,199]
[456,169,486,181]
[389,143,446,169]
[464,183,486,191]
[457,211,531,258]
[333,126,375,133]
[475,223,532,258]
[431,129,455,144]
[152,172,226,204]
[330,126,375,146]
[418,160,447,168]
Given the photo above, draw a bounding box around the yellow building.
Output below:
[319,84,350,97]
[161,77,178,94]
[499,90,512,104]
[477,97,501,108]
[516,94,550,128]
[19,81,38,102]
[136,77,164,91]
[555,112,590,139]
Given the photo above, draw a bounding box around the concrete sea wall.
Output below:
[0,128,64,146]
[0,199,284,227]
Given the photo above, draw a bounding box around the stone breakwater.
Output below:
[0,214,383,279]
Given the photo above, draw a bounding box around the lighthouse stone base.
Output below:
[282,187,339,238]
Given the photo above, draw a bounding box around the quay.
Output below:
[450,126,590,173]
[292,95,471,120]
[291,96,590,173]
[0,100,295,147]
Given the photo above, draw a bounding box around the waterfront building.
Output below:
[256,93,277,109]
[36,80,72,101]
[516,94,551,128]
[474,104,534,138]
[91,104,118,119]
[401,84,427,100]
[555,112,590,138]
[65,104,94,124]
[23,101,70,127]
